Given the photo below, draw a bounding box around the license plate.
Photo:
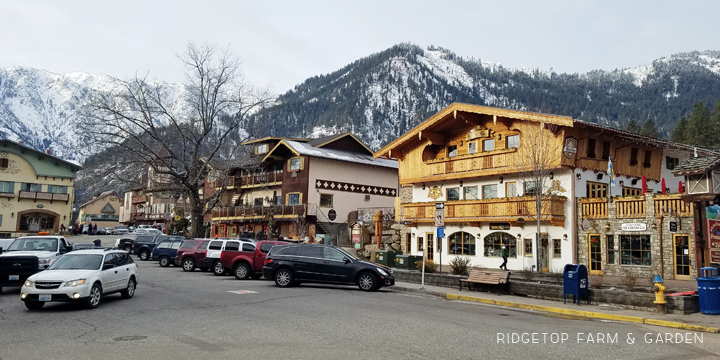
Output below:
[38,295,51,302]
[9,275,19,281]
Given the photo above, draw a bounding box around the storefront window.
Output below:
[484,232,517,257]
[448,232,475,256]
[606,235,616,265]
[620,235,651,265]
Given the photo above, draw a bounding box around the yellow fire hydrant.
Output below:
[653,275,667,314]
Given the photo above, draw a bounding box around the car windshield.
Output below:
[147,229,162,234]
[6,238,58,252]
[48,254,103,270]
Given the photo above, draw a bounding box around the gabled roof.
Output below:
[101,203,116,214]
[374,103,574,159]
[0,139,82,177]
[672,155,720,175]
[263,139,397,169]
[241,136,310,145]
[306,132,374,155]
[80,190,122,208]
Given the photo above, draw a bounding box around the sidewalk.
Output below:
[392,281,720,333]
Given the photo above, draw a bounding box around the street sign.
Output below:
[435,202,445,210]
[328,209,337,221]
[399,221,412,225]
[434,209,444,227]
[437,227,444,239]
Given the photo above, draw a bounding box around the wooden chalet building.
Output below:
[209,133,398,242]
[375,103,701,279]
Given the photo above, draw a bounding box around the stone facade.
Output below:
[576,194,695,280]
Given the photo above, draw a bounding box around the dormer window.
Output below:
[506,135,519,149]
[256,144,268,154]
[483,139,495,152]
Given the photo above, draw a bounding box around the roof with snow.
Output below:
[279,140,397,169]
[0,139,82,178]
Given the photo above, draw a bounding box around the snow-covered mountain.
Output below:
[3,43,720,164]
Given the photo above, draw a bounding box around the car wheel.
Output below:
[357,272,378,292]
[159,256,170,267]
[182,258,196,272]
[120,277,136,299]
[86,283,102,309]
[139,250,150,261]
[212,261,225,276]
[274,268,294,288]
[24,300,44,310]
[233,263,250,280]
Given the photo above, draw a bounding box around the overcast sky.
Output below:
[2,1,720,93]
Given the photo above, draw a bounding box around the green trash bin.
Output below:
[375,250,400,266]
[394,255,410,269]
[407,255,422,270]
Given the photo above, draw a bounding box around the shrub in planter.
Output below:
[549,267,564,285]
[519,267,535,281]
[416,259,436,273]
[620,268,639,291]
[590,274,605,289]
[449,257,472,275]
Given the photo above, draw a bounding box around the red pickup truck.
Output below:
[220,240,288,280]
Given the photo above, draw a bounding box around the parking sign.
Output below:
[434,209,444,227]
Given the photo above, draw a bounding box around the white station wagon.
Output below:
[20,249,138,310]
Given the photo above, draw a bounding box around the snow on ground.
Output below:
[416,49,474,88]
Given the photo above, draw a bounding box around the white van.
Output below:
[202,239,255,276]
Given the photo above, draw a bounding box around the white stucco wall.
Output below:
[307,157,398,224]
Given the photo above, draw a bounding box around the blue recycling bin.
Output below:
[696,267,720,315]
[563,264,589,305]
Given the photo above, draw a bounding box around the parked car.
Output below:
[150,239,184,267]
[114,226,129,235]
[128,226,136,233]
[133,235,183,261]
[95,227,107,235]
[0,236,73,293]
[134,228,162,235]
[174,239,211,272]
[203,239,256,276]
[20,249,138,309]
[219,240,288,280]
[115,234,140,252]
[262,244,395,291]
[72,243,100,251]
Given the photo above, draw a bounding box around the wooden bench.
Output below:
[459,270,511,295]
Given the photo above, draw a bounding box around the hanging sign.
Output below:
[621,223,647,231]
[328,209,337,221]
[708,219,720,263]
[489,223,510,230]
[668,221,678,233]
[563,137,578,159]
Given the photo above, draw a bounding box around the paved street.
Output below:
[0,236,719,360]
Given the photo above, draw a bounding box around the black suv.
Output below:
[133,235,184,261]
[262,244,394,291]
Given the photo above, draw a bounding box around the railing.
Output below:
[130,213,171,221]
[425,148,518,176]
[402,196,566,222]
[131,195,147,204]
[580,198,608,219]
[211,203,306,220]
[18,191,69,201]
[213,171,283,189]
[654,194,693,217]
[615,197,646,218]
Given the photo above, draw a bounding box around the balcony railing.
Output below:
[214,171,284,189]
[131,195,147,204]
[211,203,307,221]
[130,212,171,221]
[579,194,693,219]
[18,191,69,202]
[402,196,566,225]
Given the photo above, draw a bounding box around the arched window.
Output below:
[484,232,517,257]
[448,232,475,256]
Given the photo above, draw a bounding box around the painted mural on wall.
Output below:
[0,159,21,174]
[708,205,720,264]
[0,198,13,210]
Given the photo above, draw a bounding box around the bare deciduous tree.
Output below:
[82,42,271,237]
[518,122,563,272]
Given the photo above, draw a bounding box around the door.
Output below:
[295,246,325,281]
[425,233,435,261]
[113,253,133,286]
[101,254,122,291]
[588,234,602,274]
[540,233,549,272]
[255,242,276,272]
[674,234,692,280]
[320,247,353,283]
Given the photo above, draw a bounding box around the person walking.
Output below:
[499,245,509,270]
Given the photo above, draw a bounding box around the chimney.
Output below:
[18,141,23,145]
[45,149,51,155]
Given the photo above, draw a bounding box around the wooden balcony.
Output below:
[214,171,283,190]
[579,194,693,219]
[211,203,307,221]
[131,195,147,204]
[18,191,69,202]
[402,196,567,227]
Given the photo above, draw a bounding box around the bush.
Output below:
[449,257,472,275]
[415,259,436,273]
[519,266,535,281]
[549,267,564,285]
[590,274,605,289]
[620,268,639,291]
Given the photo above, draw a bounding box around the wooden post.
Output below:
[374,210,383,249]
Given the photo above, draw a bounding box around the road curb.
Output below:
[445,293,720,334]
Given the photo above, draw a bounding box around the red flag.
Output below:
[679,181,684,194]
[642,175,647,194]
[661,178,666,194]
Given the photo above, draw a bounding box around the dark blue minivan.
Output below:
[151,239,185,267]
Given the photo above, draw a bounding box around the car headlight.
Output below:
[376,267,388,276]
[64,279,87,287]
[38,259,51,265]
[24,280,33,287]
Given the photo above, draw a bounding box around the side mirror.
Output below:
[343,257,351,264]
[0,247,3,254]
[103,264,114,271]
